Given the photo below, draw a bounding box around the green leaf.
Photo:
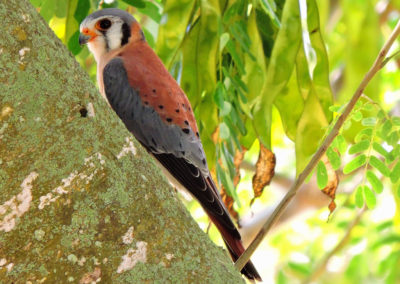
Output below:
[392,116,400,126]
[369,156,390,177]
[142,28,155,48]
[240,119,257,149]
[352,110,363,121]
[277,270,288,284]
[67,31,82,55]
[219,33,230,52]
[274,69,304,141]
[339,1,380,104]
[220,102,232,117]
[223,118,241,149]
[335,135,347,155]
[375,220,393,231]
[229,106,246,135]
[258,0,280,28]
[222,1,241,23]
[361,117,377,126]
[316,160,328,189]
[355,185,364,208]
[388,131,399,146]
[225,40,245,75]
[380,119,392,138]
[304,0,334,120]
[65,0,78,46]
[288,262,310,276]
[392,144,400,158]
[219,122,230,140]
[30,0,43,6]
[372,142,390,160]
[329,105,341,113]
[295,89,328,173]
[39,0,56,22]
[348,140,370,154]
[139,1,161,22]
[155,0,195,66]
[213,83,225,109]
[363,186,376,209]
[390,161,400,183]
[377,110,385,119]
[361,103,374,112]
[55,0,68,18]
[343,119,352,130]
[326,147,341,170]
[354,127,373,143]
[229,21,255,60]
[343,154,367,174]
[253,0,302,148]
[121,0,146,8]
[366,170,383,194]
[74,0,90,23]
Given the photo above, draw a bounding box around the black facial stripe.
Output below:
[121,23,131,46]
[100,29,110,51]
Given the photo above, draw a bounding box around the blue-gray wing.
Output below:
[102,57,237,231]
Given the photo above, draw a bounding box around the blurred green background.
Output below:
[30,0,400,282]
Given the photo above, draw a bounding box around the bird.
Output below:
[79,8,261,281]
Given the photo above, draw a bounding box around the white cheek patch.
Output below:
[106,23,123,50]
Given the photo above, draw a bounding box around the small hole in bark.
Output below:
[79,107,88,117]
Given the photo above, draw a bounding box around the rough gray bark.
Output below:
[0,1,244,283]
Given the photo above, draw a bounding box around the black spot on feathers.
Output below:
[196,132,199,138]
[182,128,190,134]
[184,120,189,125]
[166,118,172,122]
[159,105,164,109]
[202,159,206,165]
[175,109,180,113]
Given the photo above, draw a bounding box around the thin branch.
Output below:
[301,207,366,284]
[235,19,400,271]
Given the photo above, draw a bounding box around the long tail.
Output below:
[151,152,261,280]
[208,214,262,281]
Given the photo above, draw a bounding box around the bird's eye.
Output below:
[96,19,112,30]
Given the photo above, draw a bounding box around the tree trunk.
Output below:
[0,1,244,283]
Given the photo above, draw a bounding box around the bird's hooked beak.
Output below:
[79,34,91,45]
[79,28,97,45]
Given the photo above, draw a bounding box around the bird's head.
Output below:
[79,9,144,62]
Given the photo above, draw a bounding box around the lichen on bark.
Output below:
[0,1,244,283]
